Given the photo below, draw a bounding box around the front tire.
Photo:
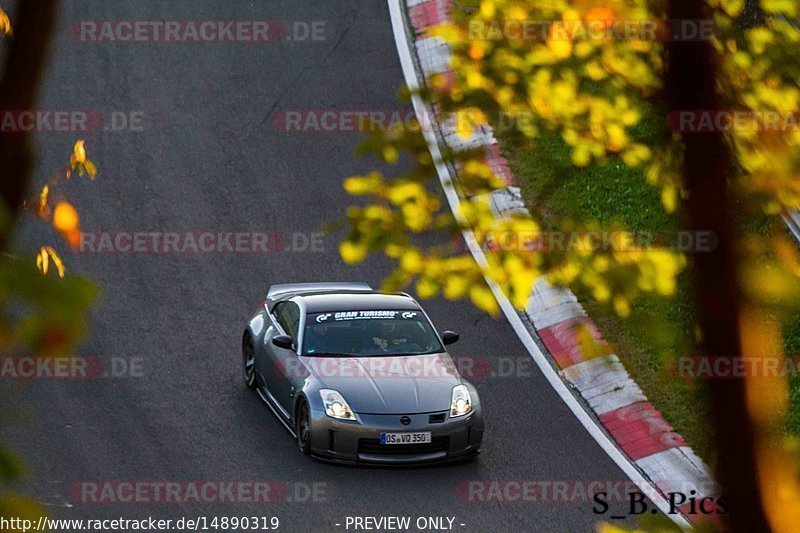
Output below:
[242,333,257,389]
[295,399,311,455]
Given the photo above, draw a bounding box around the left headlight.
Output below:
[450,384,472,418]
[320,389,357,421]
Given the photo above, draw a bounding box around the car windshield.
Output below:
[302,310,444,356]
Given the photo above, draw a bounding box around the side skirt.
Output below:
[256,387,297,438]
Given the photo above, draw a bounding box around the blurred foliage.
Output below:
[336,0,800,531]
[0,192,98,529]
[1,8,99,521]
[24,140,98,273]
[340,0,687,317]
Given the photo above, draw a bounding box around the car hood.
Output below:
[299,353,460,414]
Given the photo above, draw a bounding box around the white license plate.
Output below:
[380,432,431,445]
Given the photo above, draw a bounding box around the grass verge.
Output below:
[500,110,715,459]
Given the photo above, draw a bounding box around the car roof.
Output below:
[267,282,372,302]
[295,292,422,313]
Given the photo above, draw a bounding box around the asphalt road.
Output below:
[6,1,643,531]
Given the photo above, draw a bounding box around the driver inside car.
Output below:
[369,321,409,352]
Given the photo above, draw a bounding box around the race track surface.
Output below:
[6,2,644,531]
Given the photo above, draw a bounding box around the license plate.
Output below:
[380,432,432,445]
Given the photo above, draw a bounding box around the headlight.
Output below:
[450,384,472,417]
[320,389,357,421]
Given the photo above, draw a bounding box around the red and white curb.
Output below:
[389,0,718,528]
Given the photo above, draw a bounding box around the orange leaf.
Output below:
[53,201,79,234]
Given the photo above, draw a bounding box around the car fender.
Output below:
[246,308,267,340]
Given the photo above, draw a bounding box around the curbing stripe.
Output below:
[638,447,718,499]
[441,115,496,152]
[538,316,612,369]
[414,37,452,78]
[562,354,631,393]
[408,0,452,32]
[524,276,588,331]
[583,378,649,417]
[488,186,529,217]
[484,144,514,185]
[600,401,686,460]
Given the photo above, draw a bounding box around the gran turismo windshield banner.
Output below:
[312,310,421,322]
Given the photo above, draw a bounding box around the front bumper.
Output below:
[307,408,484,465]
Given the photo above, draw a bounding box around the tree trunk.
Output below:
[0,0,59,251]
[666,0,771,531]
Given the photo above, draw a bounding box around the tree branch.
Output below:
[0,0,59,251]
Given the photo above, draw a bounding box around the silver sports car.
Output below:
[241,282,483,465]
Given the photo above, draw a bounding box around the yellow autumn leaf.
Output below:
[416,278,439,299]
[382,146,398,164]
[660,185,678,213]
[613,296,631,317]
[72,140,87,164]
[595,523,646,533]
[443,276,470,299]
[400,248,424,274]
[84,158,98,179]
[469,284,499,315]
[546,37,572,60]
[0,8,11,36]
[38,185,50,217]
[387,181,425,205]
[340,240,368,264]
[720,0,745,17]
[36,248,49,275]
[45,246,65,278]
[762,0,797,16]
[343,173,383,195]
[35,247,65,278]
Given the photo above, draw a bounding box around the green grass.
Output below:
[501,112,714,460]
[504,107,800,456]
[782,315,800,436]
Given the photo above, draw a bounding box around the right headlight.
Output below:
[450,384,472,418]
[320,389,357,421]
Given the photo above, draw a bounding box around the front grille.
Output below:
[428,413,446,424]
[358,436,449,455]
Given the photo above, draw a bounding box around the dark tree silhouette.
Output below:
[666,0,770,530]
[0,1,59,251]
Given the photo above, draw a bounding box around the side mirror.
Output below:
[272,335,293,350]
[441,331,459,345]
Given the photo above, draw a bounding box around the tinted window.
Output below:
[302,310,444,356]
[275,302,300,341]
